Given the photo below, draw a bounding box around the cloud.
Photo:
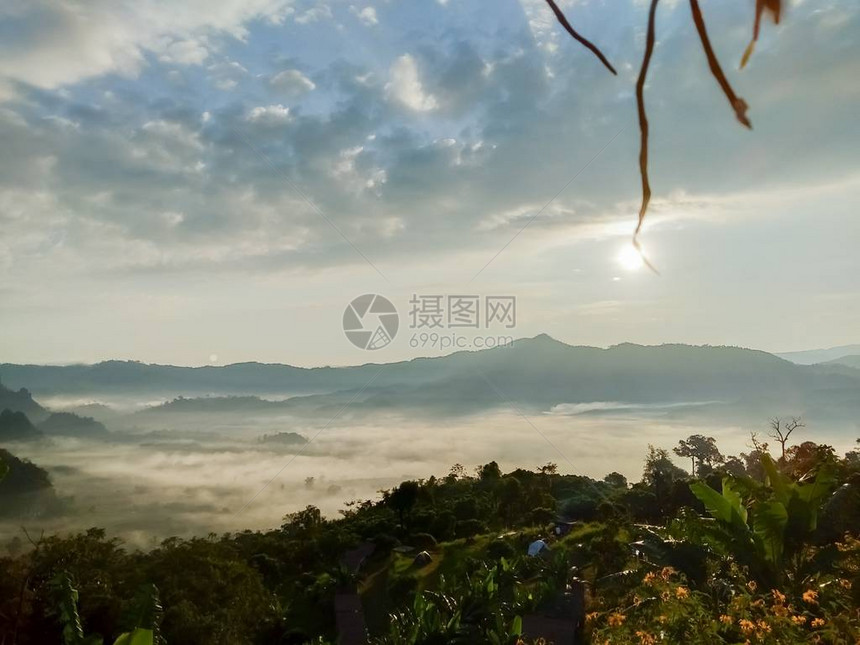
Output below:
[0,0,858,370]
[0,0,296,97]
[351,6,378,26]
[269,68,316,96]
[158,38,209,65]
[246,104,292,124]
[385,54,438,112]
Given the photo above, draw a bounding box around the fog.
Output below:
[4,397,857,550]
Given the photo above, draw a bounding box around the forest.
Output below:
[1,423,859,644]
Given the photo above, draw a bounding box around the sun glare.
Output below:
[617,244,645,271]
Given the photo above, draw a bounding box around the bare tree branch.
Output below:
[689,0,752,129]
[768,416,804,460]
[544,0,617,75]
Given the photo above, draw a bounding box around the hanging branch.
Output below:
[632,0,660,274]
[542,0,781,272]
[741,0,782,68]
[543,0,617,75]
[690,0,752,129]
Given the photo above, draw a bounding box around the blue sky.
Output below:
[0,0,858,365]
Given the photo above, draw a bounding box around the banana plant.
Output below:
[690,453,836,585]
[51,573,160,645]
[376,563,524,644]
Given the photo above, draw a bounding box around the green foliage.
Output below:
[2,437,858,644]
[375,559,526,644]
[691,452,838,584]
[50,574,101,645]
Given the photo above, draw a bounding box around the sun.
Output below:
[617,244,645,271]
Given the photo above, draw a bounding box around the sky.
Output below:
[0,0,858,367]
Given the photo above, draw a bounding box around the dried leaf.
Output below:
[740,0,782,68]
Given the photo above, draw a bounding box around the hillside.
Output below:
[0,380,48,422]
[0,448,58,517]
[38,412,109,438]
[0,409,43,441]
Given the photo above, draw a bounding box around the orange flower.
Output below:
[747,580,757,593]
[791,615,807,625]
[739,618,756,634]
[586,612,600,623]
[608,612,626,627]
[811,618,825,628]
[757,620,772,633]
[636,631,657,645]
[771,589,786,605]
[675,586,690,599]
[660,566,675,581]
[802,589,819,605]
[719,614,733,624]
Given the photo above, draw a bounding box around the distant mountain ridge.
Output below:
[777,344,860,365]
[11,336,855,424]
[825,355,860,370]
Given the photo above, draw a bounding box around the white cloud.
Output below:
[351,6,378,26]
[270,68,316,96]
[158,38,209,65]
[246,104,292,124]
[0,0,296,98]
[385,54,438,112]
[294,4,332,24]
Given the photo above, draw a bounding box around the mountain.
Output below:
[0,380,48,422]
[0,448,59,517]
[38,412,109,438]
[112,336,860,425]
[825,355,860,370]
[0,409,43,441]
[0,359,364,397]
[777,344,860,365]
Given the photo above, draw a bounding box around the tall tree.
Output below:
[673,434,724,476]
[768,417,804,461]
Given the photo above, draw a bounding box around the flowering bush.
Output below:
[588,560,860,644]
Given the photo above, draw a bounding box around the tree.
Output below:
[445,464,466,484]
[783,441,835,478]
[643,446,688,512]
[281,505,323,539]
[539,463,558,476]
[387,481,420,533]
[477,461,501,481]
[720,456,747,478]
[673,435,724,477]
[768,417,804,461]
[603,472,628,489]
